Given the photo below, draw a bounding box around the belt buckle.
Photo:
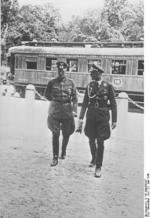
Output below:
[95,102,99,108]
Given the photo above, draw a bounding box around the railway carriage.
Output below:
[8,43,144,100]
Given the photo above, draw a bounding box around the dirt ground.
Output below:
[0,97,144,218]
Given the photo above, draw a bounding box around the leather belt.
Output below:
[89,102,107,109]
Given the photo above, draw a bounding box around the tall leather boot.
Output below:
[51,134,59,166]
[89,137,97,167]
[94,140,104,177]
[60,135,70,159]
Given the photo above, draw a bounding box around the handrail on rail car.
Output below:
[21,40,144,48]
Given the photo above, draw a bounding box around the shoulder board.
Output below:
[49,77,56,83]
[67,77,74,83]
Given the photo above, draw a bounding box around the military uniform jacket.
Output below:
[45,76,78,119]
[79,80,117,123]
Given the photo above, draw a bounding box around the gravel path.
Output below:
[0,97,144,218]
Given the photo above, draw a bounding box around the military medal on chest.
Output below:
[103,82,107,87]
[102,82,108,100]
[88,81,109,108]
[88,81,99,99]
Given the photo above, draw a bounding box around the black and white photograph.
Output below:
[0,0,146,217]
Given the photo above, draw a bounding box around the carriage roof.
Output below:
[9,46,144,56]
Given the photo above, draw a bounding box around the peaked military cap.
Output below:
[90,63,104,73]
[56,61,67,68]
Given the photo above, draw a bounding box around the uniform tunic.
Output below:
[79,80,117,140]
[45,76,78,136]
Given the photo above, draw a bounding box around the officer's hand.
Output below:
[72,111,77,117]
[111,122,117,129]
[76,119,83,133]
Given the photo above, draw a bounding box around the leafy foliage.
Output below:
[16,4,61,41]
[60,0,143,42]
[1,0,144,49]
[1,2,61,48]
[120,0,144,40]
[1,0,19,39]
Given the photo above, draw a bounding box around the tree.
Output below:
[1,0,19,39]
[101,0,144,41]
[1,0,19,64]
[59,10,103,42]
[59,0,129,42]
[120,0,144,40]
[2,2,61,49]
[98,0,128,41]
[2,0,144,51]
[14,3,61,41]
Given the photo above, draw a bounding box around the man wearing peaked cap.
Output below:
[76,63,117,178]
[45,59,78,167]
[89,63,104,73]
[56,61,68,69]
[89,63,104,82]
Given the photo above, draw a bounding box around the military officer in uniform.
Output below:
[76,63,117,178]
[45,61,78,167]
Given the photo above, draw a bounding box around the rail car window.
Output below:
[26,61,37,69]
[112,60,126,74]
[88,60,101,71]
[67,59,78,72]
[46,58,57,71]
[138,60,144,75]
